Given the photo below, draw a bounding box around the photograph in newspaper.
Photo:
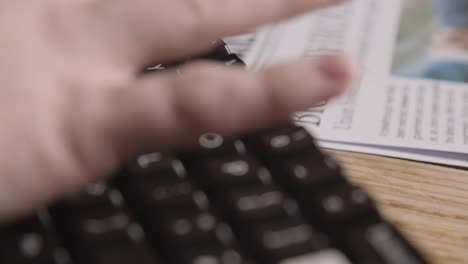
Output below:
[392,0,468,84]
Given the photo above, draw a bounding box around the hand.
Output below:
[0,0,352,222]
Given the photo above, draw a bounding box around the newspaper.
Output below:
[225,0,468,167]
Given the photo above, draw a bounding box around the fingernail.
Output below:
[316,54,353,94]
[317,54,348,79]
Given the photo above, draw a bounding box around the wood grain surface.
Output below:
[325,149,468,264]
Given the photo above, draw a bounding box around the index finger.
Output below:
[87,0,345,65]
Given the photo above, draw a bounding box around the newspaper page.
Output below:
[225,0,468,167]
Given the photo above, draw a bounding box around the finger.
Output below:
[0,54,350,221]
[86,0,345,65]
[93,53,353,158]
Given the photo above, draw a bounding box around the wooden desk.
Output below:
[326,150,468,264]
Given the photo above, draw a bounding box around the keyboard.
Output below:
[0,41,430,264]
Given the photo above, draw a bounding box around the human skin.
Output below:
[431,0,468,49]
[0,0,352,222]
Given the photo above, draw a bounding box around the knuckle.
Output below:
[183,0,219,38]
[173,65,228,133]
[60,87,118,183]
[186,0,210,23]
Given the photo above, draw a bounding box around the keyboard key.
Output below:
[52,200,143,244]
[91,243,160,264]
[179,245,249,264]
[75,211,139,243]
[184,133,247,158]
[343,221,428,264]
[53,185,129,238]
[52,206,160,264]
[279,249,352,264]
[247,125,317,158]
[250,218,326,262]
[156,210,229,247]
[303,184,378,230]
[64,182,125,209]
[278,155,345,194]
[127,153,185,178]
[145,178,196,206]
[203,155,271,188]
[130,178,208,212]
[0,215,58,264]
[119,164,203,218]
[224,185,299,224]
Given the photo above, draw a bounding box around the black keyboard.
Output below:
[0,41,430,264]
